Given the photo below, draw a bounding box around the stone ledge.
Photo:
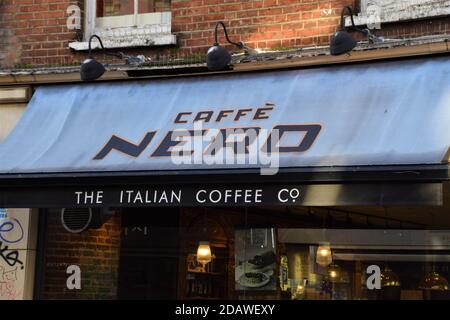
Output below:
[69,33,177,51]
[1,35,449,84]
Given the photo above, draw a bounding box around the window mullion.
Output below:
[86,0,96,39]
[134,0,139,26]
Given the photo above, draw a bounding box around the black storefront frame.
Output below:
[0,164,448,208]
[32,209,47,300]
[0,164,448,184]
[20,164,448,299]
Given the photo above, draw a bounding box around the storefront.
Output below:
[1,55,450,300]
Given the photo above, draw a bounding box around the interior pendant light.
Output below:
[328,263,340,282]
[316,241,332,267]
[196,209,212,267]
[316,212,332,267]
[197,241,212,266]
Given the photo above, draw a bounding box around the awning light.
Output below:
[80,35,107,81]
[80,35,145,81]
[206,21,246,71]
[330,6,382,56]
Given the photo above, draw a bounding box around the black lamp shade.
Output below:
[330,30,357,56]
[206,45,232,71]
[80,58,106,81]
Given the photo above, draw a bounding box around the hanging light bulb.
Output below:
[316,242,332,267]
[381,266,401,288]
[296,283,305,294]
[197,241,212,266]
[328,263,340,282]
[419,272,450,291]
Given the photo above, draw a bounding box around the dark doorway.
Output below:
[118,208,180,300]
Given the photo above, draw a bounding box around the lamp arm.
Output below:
[87,35,104,57]
[214,21,244,49]
[87,35,123,58]
[340,6,368,35]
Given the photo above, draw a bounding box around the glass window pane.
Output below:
[138,0,171,13]
[96,0,135,17]
[37,205,450,300]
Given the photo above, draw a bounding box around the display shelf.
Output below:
[184,244,229,300]
[187,271,224,276]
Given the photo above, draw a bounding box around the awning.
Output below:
[0,56,449,207]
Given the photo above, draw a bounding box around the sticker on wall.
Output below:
[0,209,24,244]
[0,209,30,300]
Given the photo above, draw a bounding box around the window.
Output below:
[69,0,176,51]
[348,0,450,29]
[96,0,171,17]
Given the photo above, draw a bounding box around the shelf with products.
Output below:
[187,271,224,276]
[185,245,229,300]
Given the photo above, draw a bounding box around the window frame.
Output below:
[69,0,176,51]
[346,0,450,28]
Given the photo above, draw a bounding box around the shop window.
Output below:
[69,0,176,51]
[276,228,450,301]
[37,206,450,300]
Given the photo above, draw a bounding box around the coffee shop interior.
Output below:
[43,186,450,300]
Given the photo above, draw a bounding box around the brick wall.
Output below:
[1,0,450,68]
[0,0,84,68]
[40,209,121,300]
[172,0,450,54]
[172,0,353,53]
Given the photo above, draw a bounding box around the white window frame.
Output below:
[69,0,176,51]
[346,0,450,28]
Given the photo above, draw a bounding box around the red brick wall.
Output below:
[0,1,84,68]
[173,0,450,54]
[1,0,450,68]
[41,210,121,300]
[172,0,353,53]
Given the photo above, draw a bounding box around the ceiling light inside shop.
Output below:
[316,241,332,267]
[328,263,340,280]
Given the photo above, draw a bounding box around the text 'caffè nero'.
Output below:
[93,104,322,161]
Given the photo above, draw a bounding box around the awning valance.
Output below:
[0,56,449,207]
[1,56,450,177]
